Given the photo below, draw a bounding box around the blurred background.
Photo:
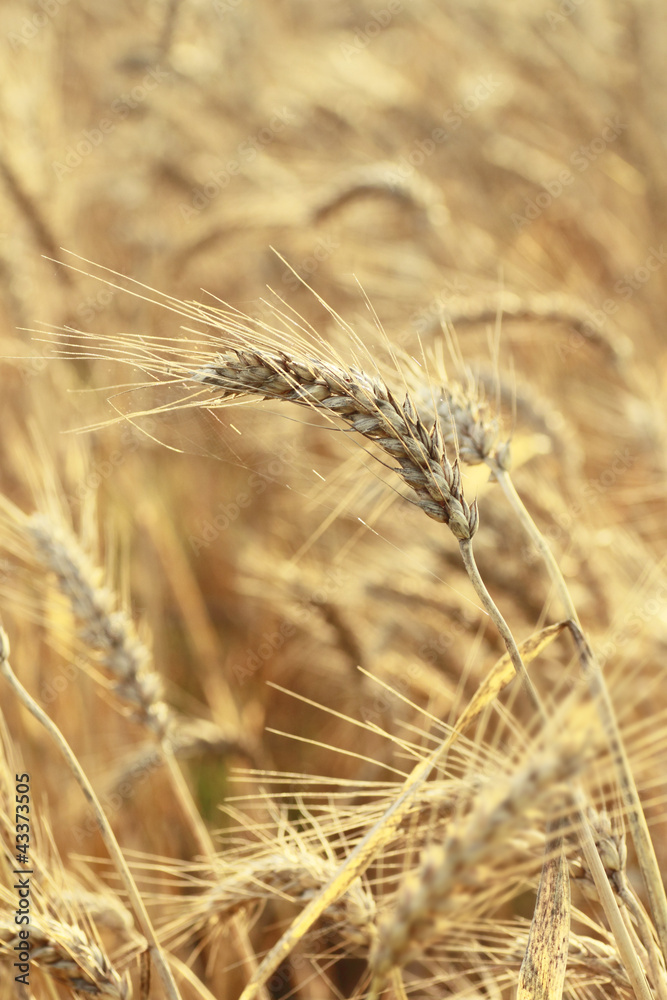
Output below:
[2,2,667,998]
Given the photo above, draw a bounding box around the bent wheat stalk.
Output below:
[485,455,667,970]
[418,375,659,994]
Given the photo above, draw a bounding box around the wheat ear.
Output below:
[195,348,478,535]
[0,915,130,998]
[194,347,545,711]
[423,289,632,365]
[570,808,667,1000]
[404,372,656,997]
[485,455,667,971]
[311,161,447,226]
[367,736,589,999]
[0,626,183,1000]
[18,508,270,999]
[158,841,375,955]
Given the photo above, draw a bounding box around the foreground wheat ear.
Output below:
[48,273,539,705]
[194,348,479,535]
[190,347,550,710]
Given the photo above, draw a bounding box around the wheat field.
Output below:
[2,2,667,998]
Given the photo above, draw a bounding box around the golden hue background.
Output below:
[2,2,667,998]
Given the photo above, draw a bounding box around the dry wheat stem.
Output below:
[189,347,554,1000]
[40,299,659,995]
[487,459,667,973]
[458,538,544,716]
[230,621,576,999]
[485,462,580,625]
[575,809,667,1000]
[235,737,468,1000]
[20,506,269,998]
[367,740,588,999]
[159,846,375,956]
[570,786,654,1000]
[0,915,129,998]
[0,627,183,1000]
[567,621,667,972]
[620,891,667,1000]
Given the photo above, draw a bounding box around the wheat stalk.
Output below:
[481,453,667,975]
[20,508,269,996]
[367,736,589,998]
[417,362,667,989]
[416,376,665,996]
[569,808,667,1000]
[36,271,663,997]
[0,627,183,1000]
